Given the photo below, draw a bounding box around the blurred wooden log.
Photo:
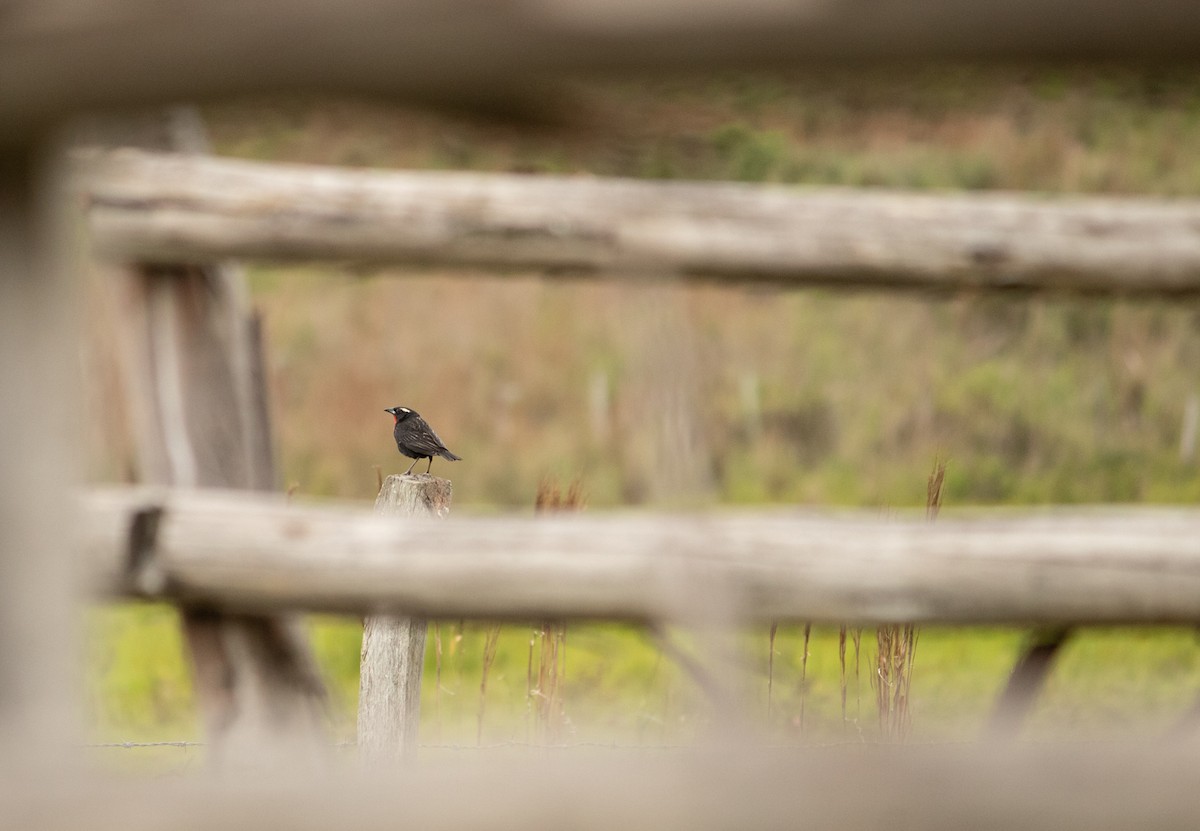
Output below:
[83,149,1200,296]
[358,474,452,764]
[105,109,327,766]
[5,743,1200,831]
[8,0,1200,141]
[84,486,1200,625]
[0,142,79,766]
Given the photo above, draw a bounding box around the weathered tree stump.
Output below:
[358,473,452,764]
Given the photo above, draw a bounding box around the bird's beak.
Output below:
[384,408,393,414]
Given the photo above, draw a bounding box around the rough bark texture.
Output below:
[100,109,326,767]
[358,474,452,764]
[83,487,1200,626]
[83,148,1200,296]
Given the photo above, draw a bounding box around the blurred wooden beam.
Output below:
[84,486,1200,625]
[6,743,1200,831]
[81,149,1200,295]
[7,0,1200,140]
[0,142,80,766]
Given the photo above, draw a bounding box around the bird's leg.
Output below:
[404,458,418,475]
[426,457,433,474]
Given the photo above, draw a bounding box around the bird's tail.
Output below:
[439,449,462,461]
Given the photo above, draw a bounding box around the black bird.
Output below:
[385,406,462,475]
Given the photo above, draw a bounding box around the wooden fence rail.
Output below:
[8,743,1200,831]
[85,486,1200,625]
[9,0,1200,142]
[8,2,1200,827]
[80,149,1200,295]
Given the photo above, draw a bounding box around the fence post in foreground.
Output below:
[359,473,453,763]
[0,143,79,768]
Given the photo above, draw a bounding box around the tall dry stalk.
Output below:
[799,623,812,735]
[874,623,918,740]
[432,622,443,740]
[767,621,779,720]
[430,621,462,743]
[476,623,502,744]
[927,457,946,522]
[840,625,862,731]
[851,627,862,725]
[530,621,566,743]
[839,626,846,720]
[873,458,944,740]
[527,478,585,743]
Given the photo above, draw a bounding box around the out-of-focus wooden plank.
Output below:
[6,0,1200,139]
[4,744,1200,831]
[84,486,1200,625]
[0,143,79,765]
[82,149,1200,295]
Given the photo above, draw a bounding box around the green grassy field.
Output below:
[83,68,1200,758]
[87,604,1200,761]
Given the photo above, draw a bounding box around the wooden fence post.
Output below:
[0,141,79,768]
[986,626,1072,739]
[99,108,327,766]
[358,473,452,763]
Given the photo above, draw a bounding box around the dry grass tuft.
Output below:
[535,477,587,513]
[527,478,585,742]
[477,623,503,744]
[874,459,944,739]
[927,456,947,521]
[767,622,779,719]
[874,623,918,740]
